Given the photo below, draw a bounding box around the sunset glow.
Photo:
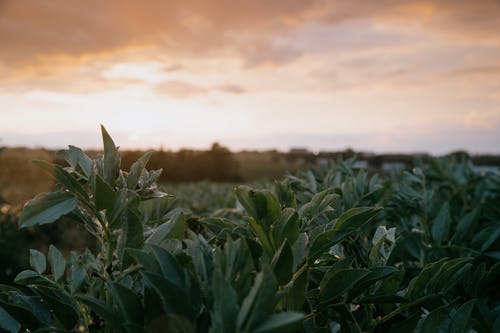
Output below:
[1,0,499,153]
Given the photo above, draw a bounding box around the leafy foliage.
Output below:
[0,128,499,332]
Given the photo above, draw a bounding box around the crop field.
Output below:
[0,127,499,333]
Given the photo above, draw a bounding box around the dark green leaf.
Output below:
[146,212,186,245]
[450,300,475,333]
[77,295,119,324]
[94,174,116,211]
[209,270,239,333]
[56,145,93,178]
[334,207,380,232]
[109,283,143,326]
[271,240,294,285]
[29,249,47,274]
[19,192,77,228]
[48,245,66,281]
[101,125,120,184]
[320,269,370,303]
[431,202,452,244]
[237,266,278,331]
[127,151,152,189]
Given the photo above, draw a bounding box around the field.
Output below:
[0,128,499,333]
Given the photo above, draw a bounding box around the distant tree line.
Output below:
[120,143,242,182]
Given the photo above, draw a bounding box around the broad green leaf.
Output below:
[48,245,66,282]
[282,265,309,311]
[77,295,119,324]
[273,208,300,246]
[127,151,152,189]
[415,307,450,333]
[150,245,184,288]
[0,298,42,329]
[334,207,380,232]
[146,213,186,244]
[107,188,129,229]
[32,286,80,330]
[19,192,77,228]
[141,271,195,319]
[209,270,239,333]
[450,300,475,333]
[127,248,161,274]
[320,269,370,303]
[347,266,399,301]
[430,258,471,292]
[248,217,274,256]
[452,208,479,244]
[109,283,143,326]
[116,210,144,268]
[407,258,448,300]
[70,264,86,294]
[237,266,278,331]
[101,125,121,184]
[14,270,41,285]
[431,202,452,244]
[0,306,21,333]
[472,224,500,252]
[56,145,93,178]
[1,293,52,326]
[94,174,116,211]
[309,229,351,261]
[29,249,47,274]
[253,312,305,333]
[271,240,294,285]
[139,196,176,225]
[236,186,281,230]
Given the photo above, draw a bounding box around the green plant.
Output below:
[0,126,305,332]
[1,128,499,333]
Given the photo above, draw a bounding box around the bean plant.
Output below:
[0,126,499,333]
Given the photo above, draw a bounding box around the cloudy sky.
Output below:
[0,0,499,153]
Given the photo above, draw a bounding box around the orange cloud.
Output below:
[1,0,499,71]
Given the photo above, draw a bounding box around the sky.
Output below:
[0,0,499,154]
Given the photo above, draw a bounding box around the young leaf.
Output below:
[19,192,77,228]
[127,151,153,189]
[29,249,47,274]
[48,245,66,281]
[101,125,120,184]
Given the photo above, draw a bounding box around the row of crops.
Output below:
[0,126,499,332]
